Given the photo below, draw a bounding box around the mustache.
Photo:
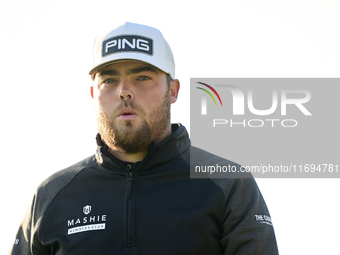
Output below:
[114,100,144,116]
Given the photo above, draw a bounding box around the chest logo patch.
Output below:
[83,205,91,215]
[67,205,107,235]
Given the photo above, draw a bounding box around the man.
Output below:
[9,22,278,254]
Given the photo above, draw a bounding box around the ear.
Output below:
[90,86,94,99]
[169,79,180,104]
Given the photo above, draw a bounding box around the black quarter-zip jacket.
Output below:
[9,124,278,255]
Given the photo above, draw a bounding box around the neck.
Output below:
[109,149,147,163]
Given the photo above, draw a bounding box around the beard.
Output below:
[96,92,171,155]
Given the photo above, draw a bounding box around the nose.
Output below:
[118,80,134,101]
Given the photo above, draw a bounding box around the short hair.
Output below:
[166,73,172,88]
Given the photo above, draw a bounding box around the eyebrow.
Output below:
[99,66,158,76]
[126,66,159,75]
[97,65,159,78]
[98,69,120,77]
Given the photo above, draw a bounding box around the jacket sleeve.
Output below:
[218,178,279,255]
[8,194,47,255]
[8,158,91,254]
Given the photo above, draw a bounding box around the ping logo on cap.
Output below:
[102,35,153,57]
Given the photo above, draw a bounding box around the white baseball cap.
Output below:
[89,22,175,78]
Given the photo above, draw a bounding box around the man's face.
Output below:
[91,60,177,155]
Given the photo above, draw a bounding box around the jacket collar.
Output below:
[95,123,190,172]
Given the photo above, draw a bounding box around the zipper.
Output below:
[124,164,135,246]
[125,170,133,199]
